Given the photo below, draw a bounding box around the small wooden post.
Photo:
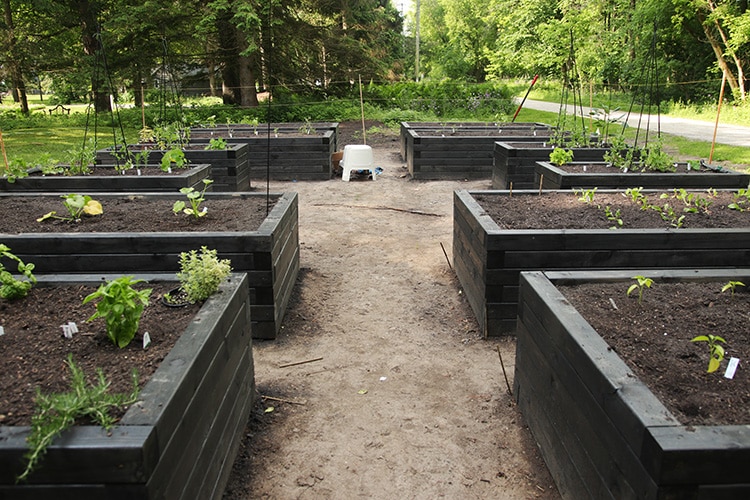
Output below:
[709,70,727,164]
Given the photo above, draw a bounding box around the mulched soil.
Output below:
[475,190,750,230]
[560,281,749,426]
[0,283,201,426]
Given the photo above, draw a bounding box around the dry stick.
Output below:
[509,181,513,197]
[261,395,306,406]
[278,356,323,368]
[311,203,443,217]
[439,242,452,270]
[359,74,366,145]
[538,174,544,195]
[709,69,727,164]
[497,345,513,397]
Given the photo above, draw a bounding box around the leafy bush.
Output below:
[177,246,232,303]
[0,244,37,300]
[82,276,152,348]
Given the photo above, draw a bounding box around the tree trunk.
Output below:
[217,12,240,105]
[236,28,258,107]
[77,0,110,112]
[2,0,29,114]
[705,1,746,100]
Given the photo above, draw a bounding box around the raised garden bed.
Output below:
[0,164,212,192]
[0,272,254,499]
[190,125,337,181]
[515,269,750,499]
[492,141,613,189]
[404,126,554,179]
[0,192,299,339]
[96,143,250,191]
[452,189,750,336]
[535,161,750,190]
[190,121,339,150]
[398,121,550,162]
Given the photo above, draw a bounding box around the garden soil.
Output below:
[222,122,561,499]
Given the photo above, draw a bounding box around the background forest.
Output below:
[1,0,748,114]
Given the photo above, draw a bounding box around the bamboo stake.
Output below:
[538,174,544,195]
[278,357,323,368]
[497,345,513,396]
[359,74,366,145]
[709,70,727,164]
[261,395,306,405]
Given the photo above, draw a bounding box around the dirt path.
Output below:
[223,123,560,499]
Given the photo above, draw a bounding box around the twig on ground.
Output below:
[311,203,443,217]
[261,395,306,405]
[278,357,323,368]
[497,345,514,397]
[440,242,452,270]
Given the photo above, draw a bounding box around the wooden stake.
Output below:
[709,70,727,164]
[440,242,452,270]
[538,174,544,195]
[359,74,366,145]
[509,182,513,197]
[261,395,306,405]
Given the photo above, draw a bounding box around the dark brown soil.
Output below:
[555,162,735,174]
[0,282,201,426]
[29,165,201,177]
[560,281,750,426]
[0,195,275,233]
[475,190,750,229]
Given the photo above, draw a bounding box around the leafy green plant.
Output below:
[691,334,727,373]
[574,187,597,204]
[642,139,676,173]
[603,136,637,171]
[661,188,714,214]
[728,188,750,212]
[627,275,654,304]
[604,205,623,229]
[721,280,745,297]
[134,149,151,168]
[17,354,139,482]
[138,126,155,143]
[63,138,96,175]
[172,179,214,218]
[82,276,152,348]
[37,193,103,223]
[549,147,574,167]
[176,246,232,303]
[0,243,36,300]
[204,137,227,150]
[299,117,316,135]
[622,187,649,208]
[160,147,187,171]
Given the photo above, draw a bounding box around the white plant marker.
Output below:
[0,326,5,336]
[137,168,142,176]
[143,332,151,349]
[68,321,78,334]
[724,357,740,379]
[61,324,72,339]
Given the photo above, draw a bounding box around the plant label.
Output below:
[143,332,151,349]
[724,357,740,379]
[0,326,4,336]
[61,324,73,339]
[137,169,142,176]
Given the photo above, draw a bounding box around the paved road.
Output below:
[517,98,750,147]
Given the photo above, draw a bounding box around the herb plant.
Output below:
[642,139,675,172]
[0,243,36,299]
[82,276,152,348]
[205,137,227,150]
[18,354,139,482]
[177,246,232,303]
[691,334,727,373]
[160,148,187,171]
[37,193,103,223]
[627,275,654,304]
[172,179,214,218]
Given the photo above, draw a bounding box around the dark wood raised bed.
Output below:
[398,121,550,163]
[0,164,211,192]
[190,122,339,150]
[190,126,337,181]
[515,269,750,499]
[404,126,554,179]
[0,192,299,339]
[492,141,613,189]
[0,272,254,499]
[452,189,750,336]
[95,143,250,192]
[534,161,750,190]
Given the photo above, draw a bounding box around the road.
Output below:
[517,98,750,147]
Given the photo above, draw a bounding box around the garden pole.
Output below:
[512,74,538,122]
[709,70,727,164]
[359,74,366,144]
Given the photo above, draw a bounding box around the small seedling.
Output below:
[176,246,232,303]
[604,205,623,229]
[574,187,597,204]
[691,334,727,373]
[728,188,750,212]
[549,147,574,167]
[0,243,36,300]
[172,179,214,218]
[627,275,654,304]
[37,193,103,223]
[82,276,152,348]
[721,280,745,297]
